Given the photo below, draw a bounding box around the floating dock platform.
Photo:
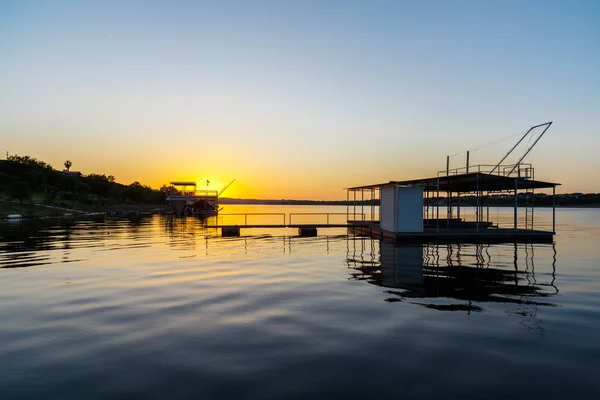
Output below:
[345,162,558,244]
[344,122,559,244]
[206,121,560,244]
[206,215,555,243]
[349,223,554,244]
[203,166,559,243]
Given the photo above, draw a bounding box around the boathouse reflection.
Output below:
[347,237,558,314]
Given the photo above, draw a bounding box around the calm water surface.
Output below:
[1,206,600,399]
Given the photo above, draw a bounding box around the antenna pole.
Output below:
[490,122,552,175]
[490,128,534,174]
[507,122,553,176]
[218,179,236,197]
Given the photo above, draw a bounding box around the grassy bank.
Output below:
[0,193,166,219]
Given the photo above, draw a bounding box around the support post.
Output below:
[361,189,364,222]
[552,186,556,234]
[514,178,518,231]
[353,191,356,223]
[447,156,451,229]
[532,188,535,230]
[346,189,349,222]
[466,151,470,173]
[486,193,489,224]
[476,174,480,232]
[371,189,375,223]
[447,191,451,229]
[436,178,440,232]
[481,192,485,226]
[426,189,429,221]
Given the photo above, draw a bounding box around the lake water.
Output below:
[1,205,600,399]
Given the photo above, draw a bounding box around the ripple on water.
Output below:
[1,212,600,398]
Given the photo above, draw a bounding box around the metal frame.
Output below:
[346,162,559,238]
[490,122,552,175]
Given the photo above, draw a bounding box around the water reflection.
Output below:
[347,237,558,318]
[0,216,157,268]
[0,216,343,268]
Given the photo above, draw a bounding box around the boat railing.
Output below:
[167,189,220,197]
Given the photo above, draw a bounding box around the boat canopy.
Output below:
[170,181,196,187]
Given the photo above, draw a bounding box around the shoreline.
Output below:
[2,202,598,223]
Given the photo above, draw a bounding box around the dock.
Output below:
[205,213,368,237]
[203,212,554,243]
[201,123,559,243]
[350,223,554,243]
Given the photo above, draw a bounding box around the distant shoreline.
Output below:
[2,157,599,216]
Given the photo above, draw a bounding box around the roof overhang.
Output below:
[348,172,560,193]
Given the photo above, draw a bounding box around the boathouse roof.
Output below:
[348,172,559,193]
[170,181,197,186]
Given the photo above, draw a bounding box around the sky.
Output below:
[1,0,599,199]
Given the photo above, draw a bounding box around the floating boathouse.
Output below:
[346,122,559,243]
[166,181,219,217]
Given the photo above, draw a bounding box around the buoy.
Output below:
[221,226,241,237]
[298,227,318,237]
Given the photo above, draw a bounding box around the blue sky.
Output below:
[1,0,598,198]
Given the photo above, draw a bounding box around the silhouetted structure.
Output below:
[166,181,219,217]
[347,123,559,243]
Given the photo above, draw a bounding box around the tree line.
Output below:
[0,154,168,206]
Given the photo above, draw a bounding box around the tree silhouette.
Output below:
[8,181,32,204]
[64,160,72,171]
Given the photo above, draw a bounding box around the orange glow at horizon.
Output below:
[1,2,599,200]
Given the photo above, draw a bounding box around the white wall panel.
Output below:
[396,187,423,232]
[380,186,424,233]
[380,187,395,232]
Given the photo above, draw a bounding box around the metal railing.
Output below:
[288,212,363,225]
[437,163,534,179]
[216,213,286,226]
[212,212,366,227]
[168,190,219,197]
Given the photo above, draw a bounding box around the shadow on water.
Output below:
[346,237,558,320]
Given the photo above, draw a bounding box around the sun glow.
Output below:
[194,177,244,198]
[196,177,221,192]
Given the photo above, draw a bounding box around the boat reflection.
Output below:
[347,237,558,315]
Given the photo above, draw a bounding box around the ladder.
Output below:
[525,187,535,230]
[523,166,535,230]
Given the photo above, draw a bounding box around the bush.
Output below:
[7,181,32,204]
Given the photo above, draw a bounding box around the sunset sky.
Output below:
[1,0,598,199]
